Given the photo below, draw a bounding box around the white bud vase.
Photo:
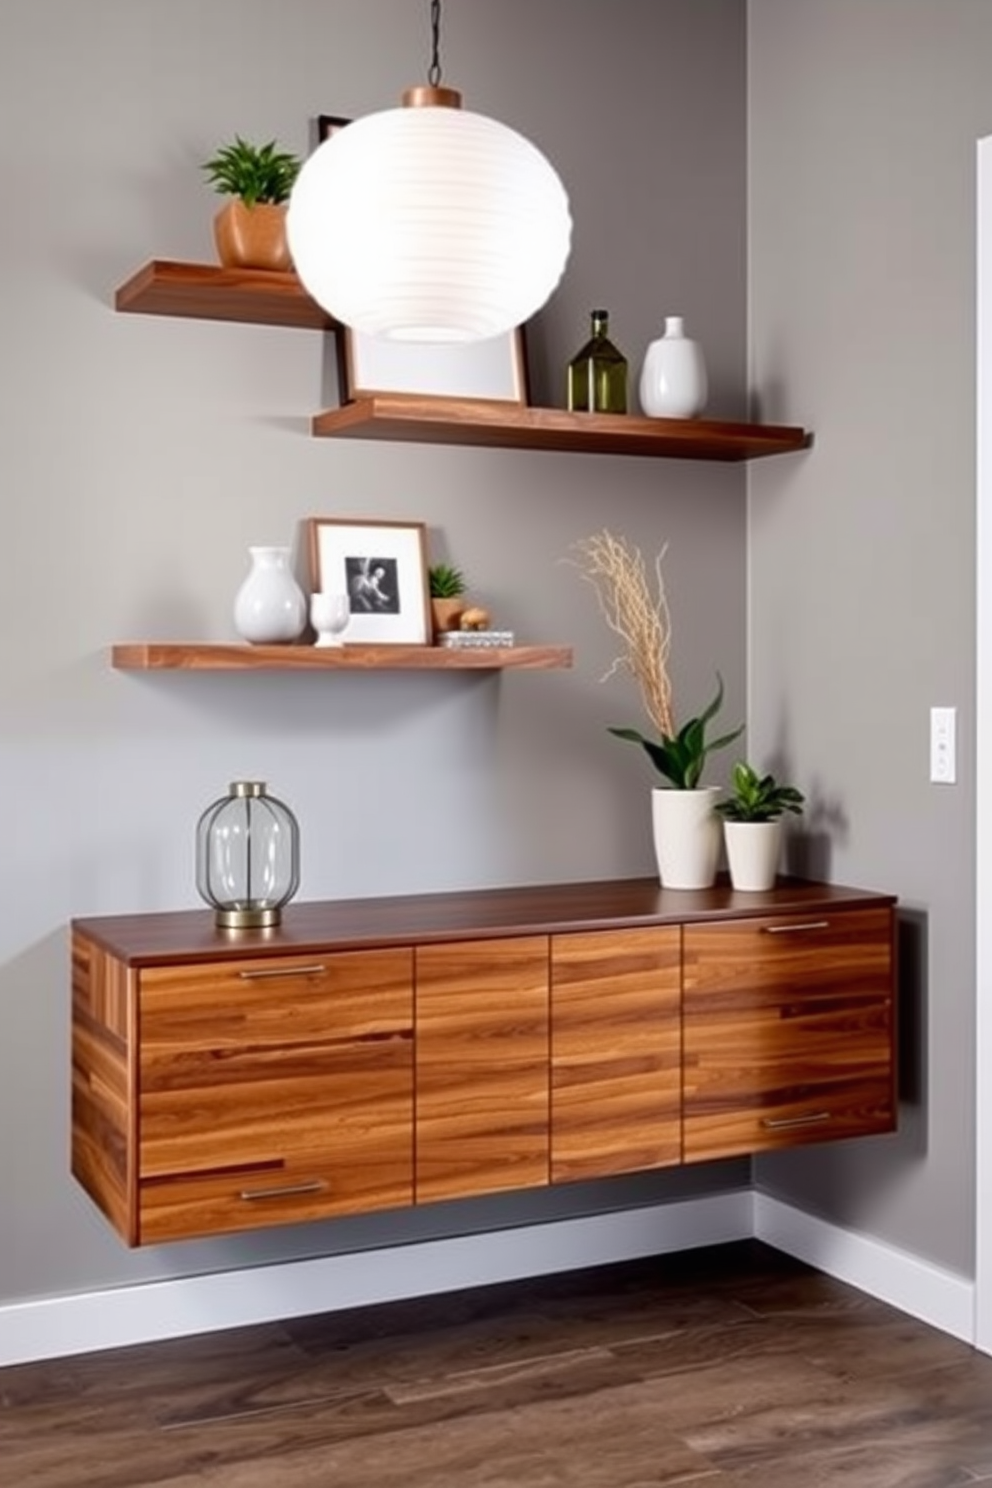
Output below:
[233,546,307,645]
[639,315,708,419]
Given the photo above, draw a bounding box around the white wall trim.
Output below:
[0,1190,753,1367]
[976,133,992,1356]
[754,1191,975,1343]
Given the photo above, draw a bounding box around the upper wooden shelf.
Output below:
[111,643,573,673]
[114,259,336,331]
[311,396,812,462]
[112,261,812,461]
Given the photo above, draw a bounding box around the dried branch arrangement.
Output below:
[567,529,743,790]
[567,529,675,737]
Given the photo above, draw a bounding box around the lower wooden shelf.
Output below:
[110,642,573,672]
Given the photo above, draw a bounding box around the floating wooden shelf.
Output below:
[311,395,811,462]
[111,643,573,672]
[114,259,336,331]
[112,261,812,461]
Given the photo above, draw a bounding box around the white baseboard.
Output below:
[0,1189,753,1367]
[5,1188,975,1367]
[754,1191,976,1343]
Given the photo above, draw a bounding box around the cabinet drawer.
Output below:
[683,908,896,1161]
[138,948,413,1052]
[139,1144,412,1245]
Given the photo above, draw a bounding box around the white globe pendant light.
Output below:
[287,0,572,344]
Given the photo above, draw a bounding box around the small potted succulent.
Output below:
[201,136,302,272]
[715,761,805,891]
[428,562,468,639]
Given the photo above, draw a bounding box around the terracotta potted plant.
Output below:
[428,562,468,639]
[201,136,302,272]
[715,761,805,891]
[570,529,742,889]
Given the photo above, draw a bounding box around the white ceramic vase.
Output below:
[639,315,708,419]
[233,546,307,645]
[651,786,721,890]
[723,819,783,892]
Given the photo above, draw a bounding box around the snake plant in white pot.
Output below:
[715,761,805,891]
[569,531,742,889]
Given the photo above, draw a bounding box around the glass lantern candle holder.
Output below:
[196,781,300,929]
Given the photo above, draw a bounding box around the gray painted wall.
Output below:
[0,0,749,1307]
[748,0,989,1275]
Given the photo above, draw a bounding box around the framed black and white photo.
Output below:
[340,325,529,405]
[306,518,430,644]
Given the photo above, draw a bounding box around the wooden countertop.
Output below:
[71,875,897,967]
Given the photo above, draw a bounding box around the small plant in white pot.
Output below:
[569,530,742,889]
[715,762,805,891]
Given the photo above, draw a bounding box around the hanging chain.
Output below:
[428,0,442,85]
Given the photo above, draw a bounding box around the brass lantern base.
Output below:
[214,905,282,931]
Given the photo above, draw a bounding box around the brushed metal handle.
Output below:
[238,964,327,980]
[762,921,830,934]
[761,1111,832,1130]
[239,1179,328,1202]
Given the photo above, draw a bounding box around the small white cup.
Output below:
[310,591,351,647]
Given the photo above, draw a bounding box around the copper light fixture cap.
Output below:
[401,84,462,109]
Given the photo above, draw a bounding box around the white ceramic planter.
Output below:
[651,787,721,889]
[723,819,783,892]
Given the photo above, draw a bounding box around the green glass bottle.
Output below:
[567,309,628,414]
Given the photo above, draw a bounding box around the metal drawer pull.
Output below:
[762,921,830,934]
[239,1180,328,1202]
[761,1111,832,1130]
[238,964,327,980]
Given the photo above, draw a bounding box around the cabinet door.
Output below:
[138,949,413,1242]
[551,927,681,1183]
[415,937,548,1203]
[683,908,896,1161]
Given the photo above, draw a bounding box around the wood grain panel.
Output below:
[551,927,682,1182]
[70,934,137,1242]
[415,937,549,1203]
[683,909,896,1161]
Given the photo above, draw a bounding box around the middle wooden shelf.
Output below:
[110,643,574,672]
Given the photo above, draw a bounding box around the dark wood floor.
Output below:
[1,1239,990,1487]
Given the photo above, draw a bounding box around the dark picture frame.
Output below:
[317,114,352,142]
[306,517,430,644]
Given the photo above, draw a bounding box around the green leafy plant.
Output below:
[715,761,805,822]
[201,136,301,207]
[609,674,744,790]
[428,563,468,599]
